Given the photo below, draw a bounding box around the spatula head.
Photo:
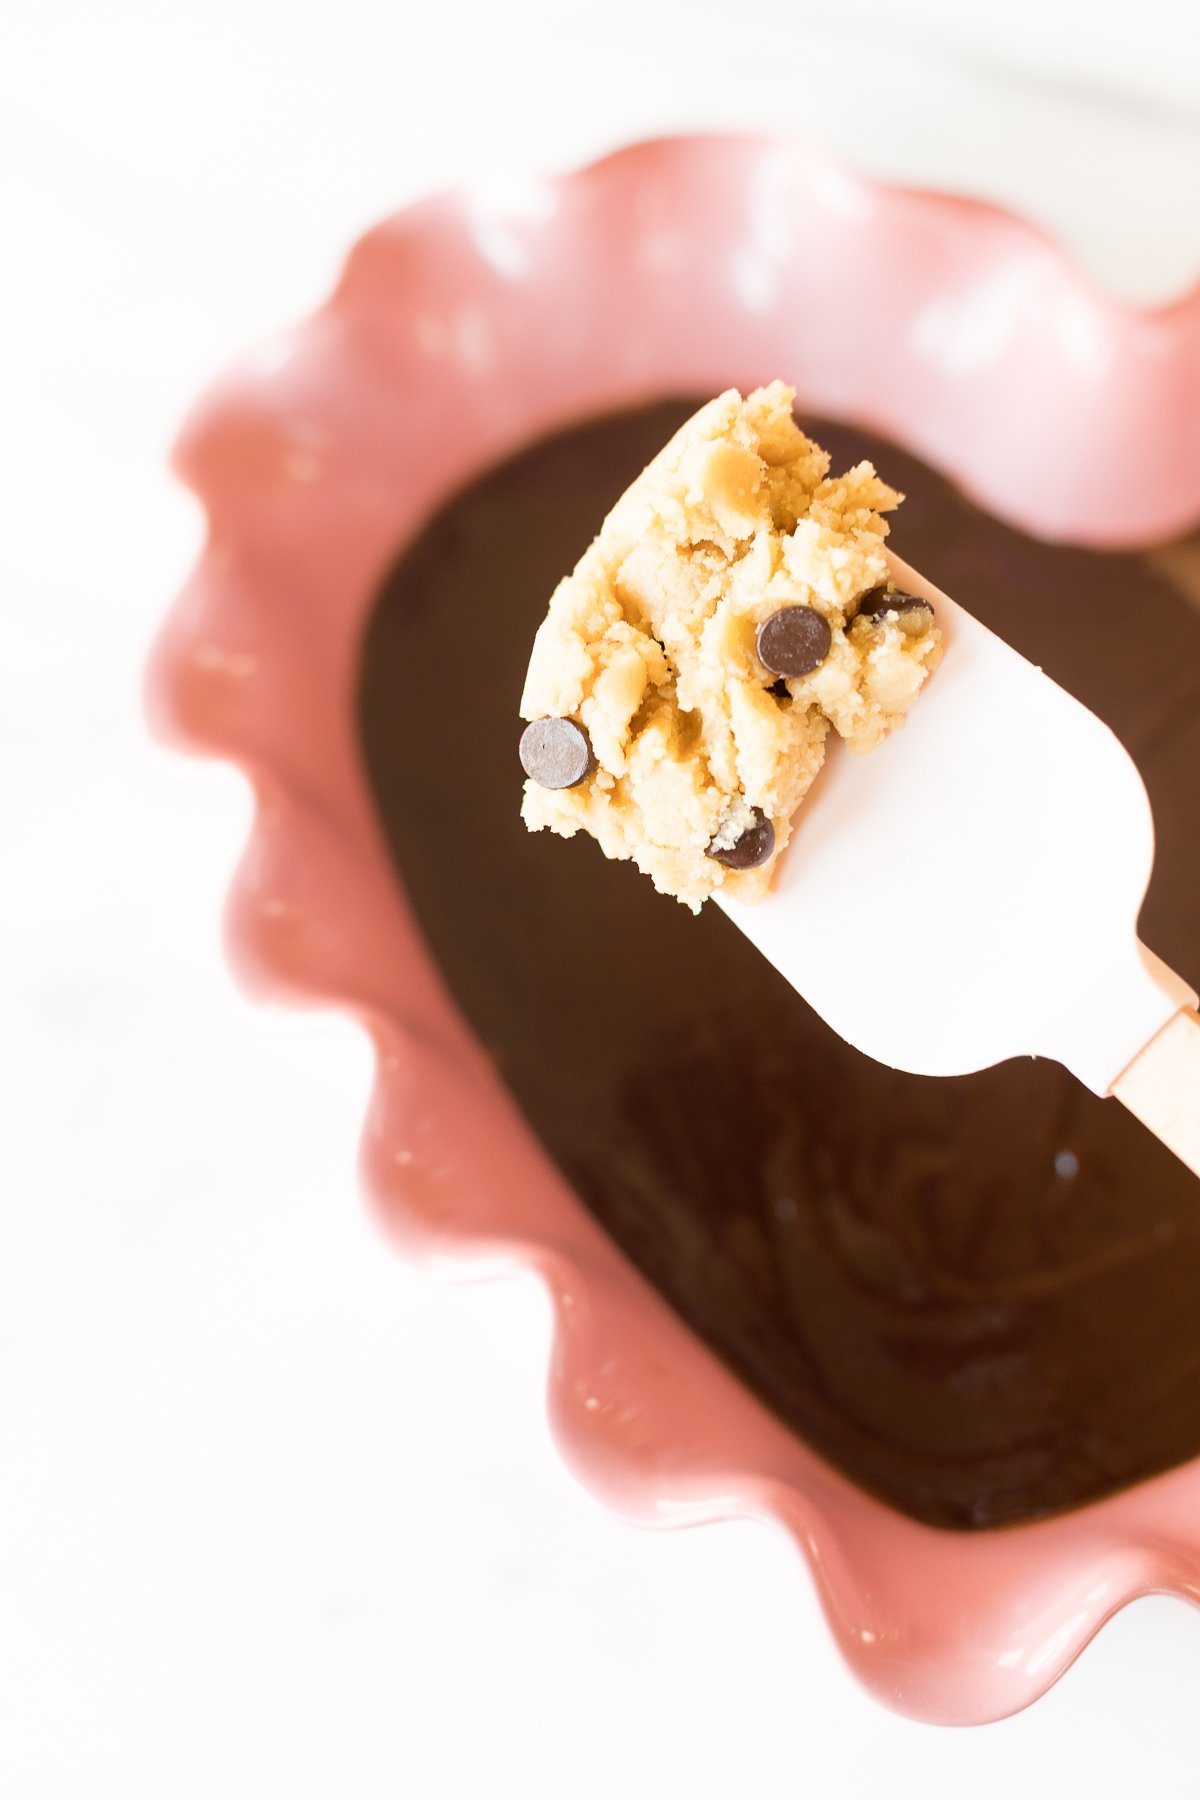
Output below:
[719,554,1195,1096]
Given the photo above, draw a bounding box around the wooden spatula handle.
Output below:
[1113,1008,1200,1178]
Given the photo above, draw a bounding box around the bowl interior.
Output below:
[157,135,1200,1724]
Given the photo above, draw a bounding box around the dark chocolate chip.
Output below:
[707,807,776,871]
[519,717,594,789]
[756,605,833,678]
[855,586,934,623]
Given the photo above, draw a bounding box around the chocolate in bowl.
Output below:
[152,134,1200,1719]
[358,400,1200,1531]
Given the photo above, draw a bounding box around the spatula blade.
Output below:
[718,554,1196,1094]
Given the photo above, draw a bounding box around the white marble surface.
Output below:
[3,2,1200,1791]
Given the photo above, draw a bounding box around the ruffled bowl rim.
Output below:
[146,133,1200,1725]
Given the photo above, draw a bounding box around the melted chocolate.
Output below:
[357,402,1200,1529]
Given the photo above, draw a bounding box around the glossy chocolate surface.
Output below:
[358,402,1200,1529]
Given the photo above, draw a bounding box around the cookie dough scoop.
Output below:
[721,549,1200,1177]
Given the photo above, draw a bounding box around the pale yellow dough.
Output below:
[519,383,942,909]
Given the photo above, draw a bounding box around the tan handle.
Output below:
[1112,1007,1200,1178]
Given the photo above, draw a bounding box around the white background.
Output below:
[4,2,1200,1792]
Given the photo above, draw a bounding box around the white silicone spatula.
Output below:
[718,551,1200,1177]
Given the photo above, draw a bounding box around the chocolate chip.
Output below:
[756,605,833,678]
[707,807,776,870]
[855,586,934,624]
[519,717,594,789]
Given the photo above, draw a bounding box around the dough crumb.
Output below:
[519,383,942,909]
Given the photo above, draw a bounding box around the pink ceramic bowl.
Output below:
[147,135,1200,1725]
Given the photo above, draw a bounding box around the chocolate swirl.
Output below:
[358,401,1200,1529]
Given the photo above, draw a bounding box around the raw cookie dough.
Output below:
[518,382,942,909]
